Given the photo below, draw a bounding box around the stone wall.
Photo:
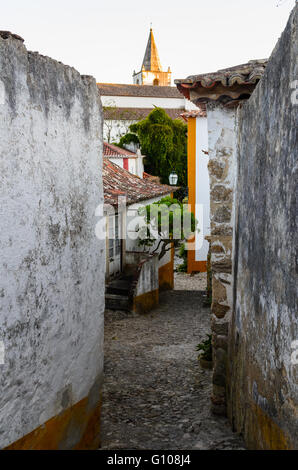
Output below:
[228,6,298,449]
[0,32,105,449]
[207,104,236,415]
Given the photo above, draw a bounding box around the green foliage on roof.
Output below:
[117,132,140,148]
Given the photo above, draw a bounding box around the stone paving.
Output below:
[100,273,245,450]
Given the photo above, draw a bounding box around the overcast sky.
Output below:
[1,0,296,84]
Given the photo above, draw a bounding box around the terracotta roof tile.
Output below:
[98,83,182,99]
[103,142,137,158]
[143,172,161,183]
[181,109,207,120]
[175,59,268,107]
[103,158,176,207]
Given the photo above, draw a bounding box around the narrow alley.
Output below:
[100,273,245,450]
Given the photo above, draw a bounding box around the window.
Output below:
[108,214,122,259]
[115,214,121,255]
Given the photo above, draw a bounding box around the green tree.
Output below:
[129,108,187,187]
[137,196,197,260]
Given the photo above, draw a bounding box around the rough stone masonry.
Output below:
[0,32,105,449]
[206,103,236,417]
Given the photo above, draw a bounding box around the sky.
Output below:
[1,0,296,84]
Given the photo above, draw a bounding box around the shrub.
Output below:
[196,334,212,362]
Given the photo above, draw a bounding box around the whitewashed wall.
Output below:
[195,116,210,262]
[125,252,159,297]
[101,95,185,109]
[108,157,124,168]
[0,34,105,448]
[102,95,198,142]
[101,95,199,111]
[106,157,142,178]
[128,158,137,176]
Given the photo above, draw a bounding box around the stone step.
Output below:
[106,279,132,296]
[105,293,131,311]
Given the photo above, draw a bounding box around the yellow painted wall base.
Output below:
[5,385,102,450]
[133,289,159,314]
[159,257,174,291]
[244,403,293,450]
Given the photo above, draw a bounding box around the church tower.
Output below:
[133,28,171,86]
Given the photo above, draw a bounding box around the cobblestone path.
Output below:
[100,274,245,450]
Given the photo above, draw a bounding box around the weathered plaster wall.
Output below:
[0,33,105,449]
[206,104,236,415]
[195,116,210,264]
[125,252,159,313]
[228,6,298,449]
[101,95,186,110]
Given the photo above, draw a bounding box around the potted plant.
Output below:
[196,334,213,369]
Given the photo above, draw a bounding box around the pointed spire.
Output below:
[141,28,162,72]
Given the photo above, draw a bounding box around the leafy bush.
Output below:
[117,132,140,148]
[177,243,187,272]
[137,196,197,261]
[196,335,212,362]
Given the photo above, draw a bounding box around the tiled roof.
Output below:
[103,158,176,207]
[175,60,268,107]
[97,83,182,98]
[103,107,185,121]
[143,172,161,183]
[103,142,137,158]
[181,109,206,121]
